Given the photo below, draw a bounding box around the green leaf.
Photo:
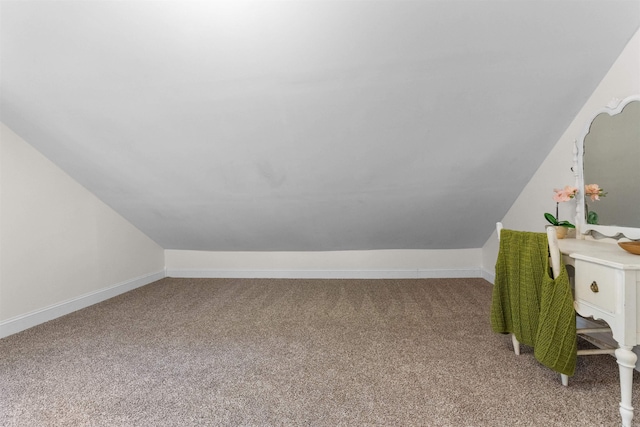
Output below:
[544,212,559,225]
[556,220,575,228]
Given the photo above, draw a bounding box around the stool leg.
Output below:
[511,334,520,355]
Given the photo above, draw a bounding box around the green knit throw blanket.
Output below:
[491,229,577,376]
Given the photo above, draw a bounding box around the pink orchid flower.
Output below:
[585,184,604,201]
[553,185,578,202]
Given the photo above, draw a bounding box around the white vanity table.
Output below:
[558,238,640,427]
[561,94,640,427]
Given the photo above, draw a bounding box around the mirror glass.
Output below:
[577,95,640,240]
[583,100,640,227]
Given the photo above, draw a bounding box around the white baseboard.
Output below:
[481,269,495,284]
[166,268,483,279]
[0,270,166,339]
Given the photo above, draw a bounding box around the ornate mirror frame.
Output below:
[574,94,640,240]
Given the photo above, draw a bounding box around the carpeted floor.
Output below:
[1,277,637,426]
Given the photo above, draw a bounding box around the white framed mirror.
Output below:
[575,94,640,240]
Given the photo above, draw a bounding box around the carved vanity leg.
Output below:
[615,346,637,427]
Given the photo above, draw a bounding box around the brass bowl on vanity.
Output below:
[618,241,640,255]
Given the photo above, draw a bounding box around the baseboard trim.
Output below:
[0,270,166,339]
[166,268,483,279]
[481,269,495,284]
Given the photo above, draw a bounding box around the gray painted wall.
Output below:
[2,1,639,251]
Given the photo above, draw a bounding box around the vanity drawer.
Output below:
[574,261,618,314]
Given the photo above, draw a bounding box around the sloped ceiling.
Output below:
[1,1,639,251]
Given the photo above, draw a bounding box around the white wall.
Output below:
[168,29,640,283]
[166,248,483,279]
[0,124,165,338]
[482,29,640,282]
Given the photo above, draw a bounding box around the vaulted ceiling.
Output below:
[2,1,639,251]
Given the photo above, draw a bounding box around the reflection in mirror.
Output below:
[576,95,640,240]
[584,100,640,228]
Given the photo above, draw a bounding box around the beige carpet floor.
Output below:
[1,277,637,426]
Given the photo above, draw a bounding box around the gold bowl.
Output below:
[618,241,640,255]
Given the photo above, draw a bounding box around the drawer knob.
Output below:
[590,281,599,293]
